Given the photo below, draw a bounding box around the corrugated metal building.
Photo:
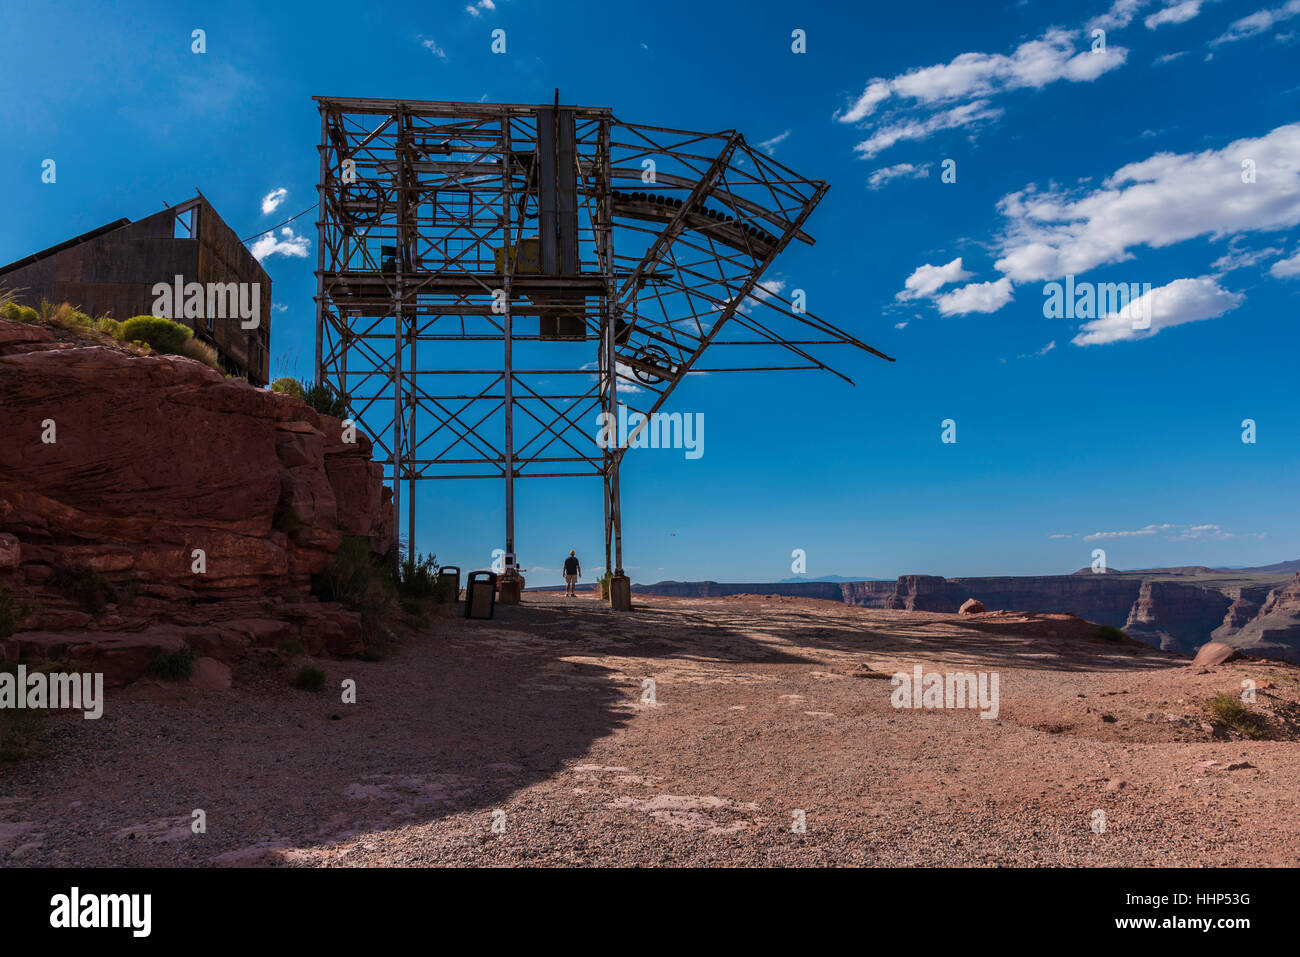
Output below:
[0,195,271,385]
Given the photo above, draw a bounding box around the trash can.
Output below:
[440,565,461,602]
[465,571,498,619]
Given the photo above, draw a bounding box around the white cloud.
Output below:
[1071,276,1243,345]
[420,36,448,58]
[261,187,288,215]
[1144,1,1206,28]
[841,29,1125,117]
[993,123,1300,283]
[896,257,973,301]
[1083,522,1250,542]
[757,130,791,155]
[936,277,1015,316]
[465,0,495,16]
[1211,241,1283,272]
[1088,0,1154,31]
[1213,0,1300,43]
[250,226,311,262]
[1270,248,1300,277]
[1153,50,1189,63]
[854,101,1004,159]
[1084,523,1177,540]
[867,162,932,189]
[836,29,1126,158]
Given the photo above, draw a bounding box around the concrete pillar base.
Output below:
[608,574,631,610]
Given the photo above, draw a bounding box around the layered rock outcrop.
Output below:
[0,318,392,683]
[634,569,1300,661]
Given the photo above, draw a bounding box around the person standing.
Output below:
[563,550,581,597]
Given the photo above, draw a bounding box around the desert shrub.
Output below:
[397,553,441,599]
[148,643,196,680]
[272,507,307,540]
[271,377,306,400]
[46,303,91,328]
[0,706,45,762]
[1205,691,1270,739]
[293,665,326,691]
[178,336,222,371]
[1096,625,1127,642]
[312,535,394,620]
[2,302,39,323]
[94,316,122,337]
[118,315,193,354]
[0,585,34,638]
[301,381,349,418]
[277,638,306,660]
[47,562,117,615]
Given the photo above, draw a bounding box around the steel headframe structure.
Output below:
[313,95,892,583]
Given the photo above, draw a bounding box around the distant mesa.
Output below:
[632,562,1300,663]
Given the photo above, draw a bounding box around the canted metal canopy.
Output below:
[312,95,892,581]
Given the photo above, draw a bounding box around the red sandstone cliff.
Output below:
[0,318,392,684]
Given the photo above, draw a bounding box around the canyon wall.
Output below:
[635,570,1300,661]
[0,318,392,684]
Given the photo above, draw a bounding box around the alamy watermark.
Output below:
[1043,275,1152,330]
[595,403,704,459]
[1,666,104,719]
[151,275,261,329]
[890,665,999,720]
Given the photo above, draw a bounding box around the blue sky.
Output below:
[3,0,1298,585]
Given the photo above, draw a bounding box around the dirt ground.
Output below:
[3,591,1298,867]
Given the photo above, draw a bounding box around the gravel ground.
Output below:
[2,592,1297,866]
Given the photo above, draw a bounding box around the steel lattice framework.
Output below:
[313,95,892,584]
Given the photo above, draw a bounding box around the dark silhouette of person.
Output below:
[563,550,581,597]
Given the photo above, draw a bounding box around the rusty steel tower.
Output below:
[313,95,891,602]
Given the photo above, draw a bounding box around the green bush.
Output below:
[294,665,326,691]
[148,643,196,681]
[1096,625,1127,642]
[397,552,441,599]
[277,638,306,660]
[0,585,34,638]
[118,315,194,354]
[301,381,349,418]
[312,535,395,618]
[47,562,117,615]
[1205,691,1270,739]
[272,507,307,540]
[178,336,222,372]
[0,706,45,762]
[271,377,306,400]
[2,302,39,323]
[94,316,122,337]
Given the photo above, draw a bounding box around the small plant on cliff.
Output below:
[0,585,35,639]
[276,638,307,661]
[312,535,395,618]
[94,316,122,337]
[117,315,194,354]
[396,552,442,599]
[302,381,349,418]
[1205,691,1270,739]
[178,336,223,372]
[273,506,308,541]
[0,705,45,763]
[2,302,39,323]
[1096,625,1128,642]
[293,665,326,691]
[271,377,306,400]
[47,562,118,615]
[147,643,197,681]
